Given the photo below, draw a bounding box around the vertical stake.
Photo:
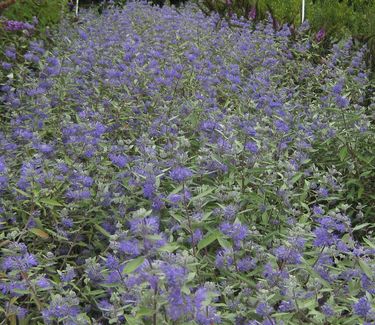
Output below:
[301,0,305,23]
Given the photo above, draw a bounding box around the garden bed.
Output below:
[0,2,374,324]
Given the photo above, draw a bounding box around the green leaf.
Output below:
[218,237,231,249]
[94,224,111,238]
[14,188,31,198]
[299,298,316,309]
[122,256,145,275]
[358,259,373,278]
[261,212,269,225]
[202,211,213,221]
[87,289,106,296]
[170,185,183,195]
[158,243,179,252]
[360,170,372,177]
[181,285,191,295]
[146,234,163,241]
[339,146,348,161]
[39,198,63,207]
[231,272,256,287]
[363,238,375,249]
[99,283,119,288]
[190,187,214,202]
[124,316,140,325]
[29,228,49,239]
[358,186,364,199]
[291,172,303,185]
[12,288,30,295]
[136,307,153,317]
[352,223,371,231]
[197,231,220,251]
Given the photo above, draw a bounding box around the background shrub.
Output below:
[1,0,67,29]
[0,0,68,84]
[195,0,375,72]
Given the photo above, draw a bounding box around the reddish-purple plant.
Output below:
[316,28,326,42]
[3,20,34,32]
[248,6,256,19]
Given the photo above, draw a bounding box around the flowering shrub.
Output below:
[0,2,374,324]
[0,0,65,28]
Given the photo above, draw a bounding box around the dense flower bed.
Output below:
[0,2,374,324]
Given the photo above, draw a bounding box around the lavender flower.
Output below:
[256,302,274,317]
[190,228,203,245]
[37,276,52,289]
[274,120,290,133]
[274,245,302,264]
[0,157,6,173]
[223,205,237,219]
[2,253,38,272]
[353,297,372,318]
[278,300,295,312]
[321,303,335,317]
[2,62,12,70]
[244,141,259,154]
[4,48,16,60]
[109,153,128,168]
[5,303,27,319]
[42,294,81,323]
[313,227,337,247]
[220,222,248,246]
[169,167,193,183]
[129,216,159,235]
[167,288,193,321]
[118,240,140,257]
[237,257,257,272]
[215,248,234,269]
[60,265,76,282]
[318,187,329,198]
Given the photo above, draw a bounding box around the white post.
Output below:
[76,0,79,17]
[301,0,305,23]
